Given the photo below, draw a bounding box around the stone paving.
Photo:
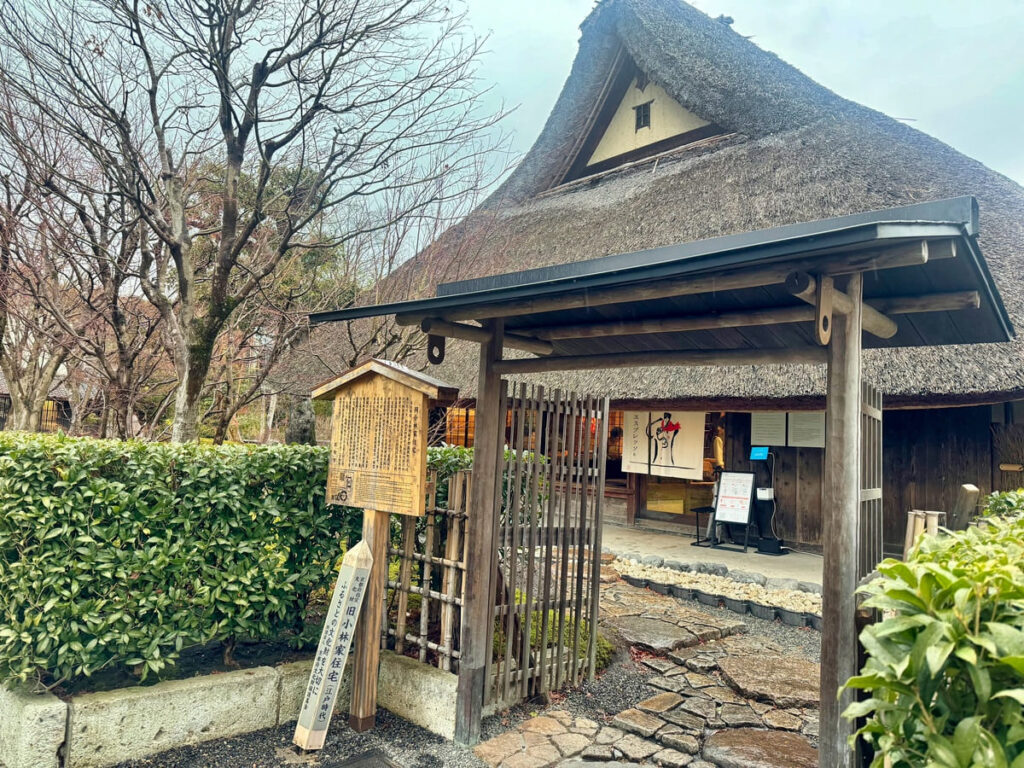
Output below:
[474,578,820,768]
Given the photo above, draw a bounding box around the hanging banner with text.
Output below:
[293,540,374,751]
[621,411,705,480]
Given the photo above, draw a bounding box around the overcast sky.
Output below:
[463,0,1024,186]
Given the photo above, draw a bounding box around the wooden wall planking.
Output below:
[795,449,823,546]
[882,405,991,553]
[724,405,994,555]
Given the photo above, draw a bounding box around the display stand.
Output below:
[708,470,756,553]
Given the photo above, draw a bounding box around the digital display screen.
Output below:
[749,446,769,461]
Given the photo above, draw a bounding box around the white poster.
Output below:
[715,471,755,524]
[788,411,826,448]
[750,412,786,446]
[622,411,706,480]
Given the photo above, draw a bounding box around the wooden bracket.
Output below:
[427,334,446,364]
[816,275,834,346]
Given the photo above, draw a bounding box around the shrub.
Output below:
[980,489,1024,520]
[844,515,1024,767]
[0,433,352,688]
[0,435,508,689]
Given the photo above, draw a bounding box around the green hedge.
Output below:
[0,433,352,688]
[844,513,1024,766]
[0,435,535,690]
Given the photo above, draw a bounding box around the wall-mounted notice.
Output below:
[622,410,706,480]
[750,412,787,446]
[714,471,755,524]
[788,411,826,448]
[293,540,374,751]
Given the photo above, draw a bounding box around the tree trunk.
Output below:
[284,396,316,445]
[260,392,278,444]
[170,340,214,443]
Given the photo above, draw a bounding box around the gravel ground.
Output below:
[113,710,486,768]
[481,589,822,738]
[113,590,820,768]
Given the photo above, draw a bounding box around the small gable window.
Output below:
[634,100,652,131]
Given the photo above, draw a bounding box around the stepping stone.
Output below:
[762,709,802,731]
[473,731,523,766]
[654,748,694,767]
[520,715,566,735]
[660,731,700,754]
[643,657,682,674]
[717,655,820,708]
[637,692,684,713]
[596,726,626,744]
[616,733,662,760]
[702,686,745,706]
[678,697,716,721]
[685,656,718,673]
[552,731,591,756]
[607,616,699,652]
[502,744,560,768]
[581,743,616,761]
[650,675,688,693]
[613,708,665,738]
[703,728,817,768]
[661,709,705,734]
[719,703,762,727]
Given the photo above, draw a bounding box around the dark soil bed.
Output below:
[55,639,314,699]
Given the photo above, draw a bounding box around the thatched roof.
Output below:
[283,0,1024,407]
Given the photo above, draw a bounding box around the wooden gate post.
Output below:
[455,320,505,746]
[821,272,863,768]
[349,508,389,732]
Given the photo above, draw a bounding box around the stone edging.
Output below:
[608,551,824,631]
[0,650,456,768]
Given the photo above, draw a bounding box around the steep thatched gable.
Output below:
[284,0,1024,406]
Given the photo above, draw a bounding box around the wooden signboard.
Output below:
[293,540,373,751]
[310,359,457,736]
[312,359,458,517]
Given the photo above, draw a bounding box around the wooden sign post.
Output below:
[293,540,374,750]
[311,359,457,735]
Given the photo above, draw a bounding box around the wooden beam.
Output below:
[420,318,553,356]
[927,238,957,261]
[868,290,979,314]
[820,272,863,768]
[492,347,828,375]
[816,275,834,346]
[786,272,898,339]
[349,508,389,732]
[454,320,504,746]
[527,287,979,342]
[396,241,933,325]
[535,305,816,340]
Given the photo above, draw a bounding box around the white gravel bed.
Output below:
[613,558,823,614]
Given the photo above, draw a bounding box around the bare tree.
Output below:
[0,96,173,439]
[0,209,81,431]
[0,0,503,442]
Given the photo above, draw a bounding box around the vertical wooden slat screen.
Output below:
[385,470,469,672]
[859,382,883,579]
[485,383,609,708]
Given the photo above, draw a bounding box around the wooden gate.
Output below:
[485,384,610,708]
[859,381,883,579]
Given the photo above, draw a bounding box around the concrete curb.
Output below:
[611,549,823,592]
[0,652,457,768]
[0,683,67,768]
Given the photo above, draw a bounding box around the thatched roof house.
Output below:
[289,0,1024,552]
